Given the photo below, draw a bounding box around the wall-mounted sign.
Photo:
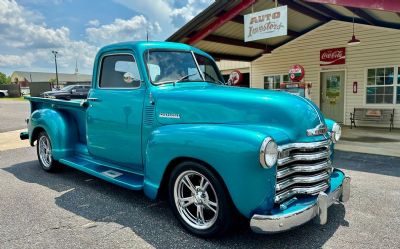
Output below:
[244,6,288,42]
[288,64,305,82]
[227,70,243,86]
[320,47,346,66]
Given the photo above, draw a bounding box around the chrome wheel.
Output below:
[38,135,52,168]
[174,170,219,230]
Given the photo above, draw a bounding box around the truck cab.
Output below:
[21,41,350,237]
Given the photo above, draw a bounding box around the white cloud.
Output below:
[87,19,100,27]
[86,15,161,45]
[113,0,213,39]
[0,54,35,67]
[0,0,69,49]
[170,0,214,27]
[0,0,213,75]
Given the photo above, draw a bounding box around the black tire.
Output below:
[36,131,60,172]
[168,161,234,237]
[0,93,4,98]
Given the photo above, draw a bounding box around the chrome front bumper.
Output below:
[250,176,351,233]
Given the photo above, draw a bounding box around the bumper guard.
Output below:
[250,176,351,233]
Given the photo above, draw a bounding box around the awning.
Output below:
[167,0,400,61]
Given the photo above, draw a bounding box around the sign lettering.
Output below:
[244,6,288,42]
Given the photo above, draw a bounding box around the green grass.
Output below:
[0,96,28,101]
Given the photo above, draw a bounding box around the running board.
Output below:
[59,156,144,190]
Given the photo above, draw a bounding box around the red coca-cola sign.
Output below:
[288,64,305,82]
[320,47,346,66]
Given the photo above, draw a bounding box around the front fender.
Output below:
[144,124,282,218]
[29,108,78,160]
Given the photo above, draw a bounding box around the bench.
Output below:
[350,108,395,131]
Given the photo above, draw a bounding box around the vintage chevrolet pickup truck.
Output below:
[20,41,350,237]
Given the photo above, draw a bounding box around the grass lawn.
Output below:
[0,96,28,101]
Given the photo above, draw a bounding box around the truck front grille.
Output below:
[275,140,332,203]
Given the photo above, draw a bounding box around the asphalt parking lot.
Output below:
[0,100,29,132]
[0,100,399,249]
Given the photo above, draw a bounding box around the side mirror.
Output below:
[71,89,77,94]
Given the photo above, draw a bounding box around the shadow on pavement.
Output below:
[333,150,400,177]
[4,160,348,249]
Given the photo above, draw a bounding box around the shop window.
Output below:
[397,67,400,104]
[264,75,281,89]
[366,67,395,104]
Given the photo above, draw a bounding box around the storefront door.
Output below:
[320,71,345,123]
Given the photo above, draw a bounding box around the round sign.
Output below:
[288,65,305,82]
[227,70,243,86]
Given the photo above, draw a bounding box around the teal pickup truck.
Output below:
[20,41,350,237]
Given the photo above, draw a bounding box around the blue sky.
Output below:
[0,0,213,76]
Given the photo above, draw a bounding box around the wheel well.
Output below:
[30,127,45,146]
[0,92,5,97]
[158,157,233,204]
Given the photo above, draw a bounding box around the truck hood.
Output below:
[153,83,328,143]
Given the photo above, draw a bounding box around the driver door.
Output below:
[86,52,145,171]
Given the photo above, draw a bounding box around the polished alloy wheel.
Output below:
[38,135,52,168]
[174,170,219,230]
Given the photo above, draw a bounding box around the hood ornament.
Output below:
[306,124,328,136]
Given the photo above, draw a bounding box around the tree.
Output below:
[0,72,11,84]
[49,78,57,88]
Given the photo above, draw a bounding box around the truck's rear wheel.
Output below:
[37,131,60,172]
[168,161,233,237]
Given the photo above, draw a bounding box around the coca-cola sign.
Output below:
[320,47,346,66]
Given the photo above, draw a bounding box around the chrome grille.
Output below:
[275,140,332,203]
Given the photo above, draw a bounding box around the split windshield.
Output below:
[145,50,224,85]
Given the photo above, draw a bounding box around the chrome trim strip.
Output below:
[276,171,330,191]
[275,181,329,203]
[250,175,351,234]
[278,140,331,152]
[277,160,332,179]
[277,150,330,166]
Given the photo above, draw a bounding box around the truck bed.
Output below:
[26,96,87,144]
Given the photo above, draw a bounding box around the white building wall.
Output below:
[251,20,400,127]
[216,60,251,74]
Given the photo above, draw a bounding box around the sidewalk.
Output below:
[335,126,400,157]
[0,129,30,152]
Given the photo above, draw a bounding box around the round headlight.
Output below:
[260,137,278,168]
[332,123,341,143]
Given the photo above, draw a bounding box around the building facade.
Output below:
[250,20,400,127]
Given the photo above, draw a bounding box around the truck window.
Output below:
[145,51,203,84]
[194,54,224,84]
[99,54,141,88]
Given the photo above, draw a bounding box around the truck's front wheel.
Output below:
[37,131,60,172]
[168,161,233,237]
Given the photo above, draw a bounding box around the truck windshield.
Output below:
[145,50,224,85]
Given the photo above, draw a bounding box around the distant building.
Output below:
[10,71,92,87]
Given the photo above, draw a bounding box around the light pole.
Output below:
[52,50,59,89]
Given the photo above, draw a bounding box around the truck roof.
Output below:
[98,41,211,59]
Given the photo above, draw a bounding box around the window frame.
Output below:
[97,52,142,90]
[263,73,289,90]
[364,65,399,106]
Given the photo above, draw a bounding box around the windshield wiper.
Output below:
[173,73,197,86]
[202,71,224,85]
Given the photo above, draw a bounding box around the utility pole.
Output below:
[52,50,59,89]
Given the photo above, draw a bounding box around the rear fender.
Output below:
[143,124,277,218]
[29,108,78,160]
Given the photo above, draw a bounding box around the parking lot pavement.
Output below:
[0,100,30,133]
[0,147,399,249]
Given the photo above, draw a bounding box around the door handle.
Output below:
[87,97,100,102]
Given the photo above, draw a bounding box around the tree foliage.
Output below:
[0,72,11,84]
